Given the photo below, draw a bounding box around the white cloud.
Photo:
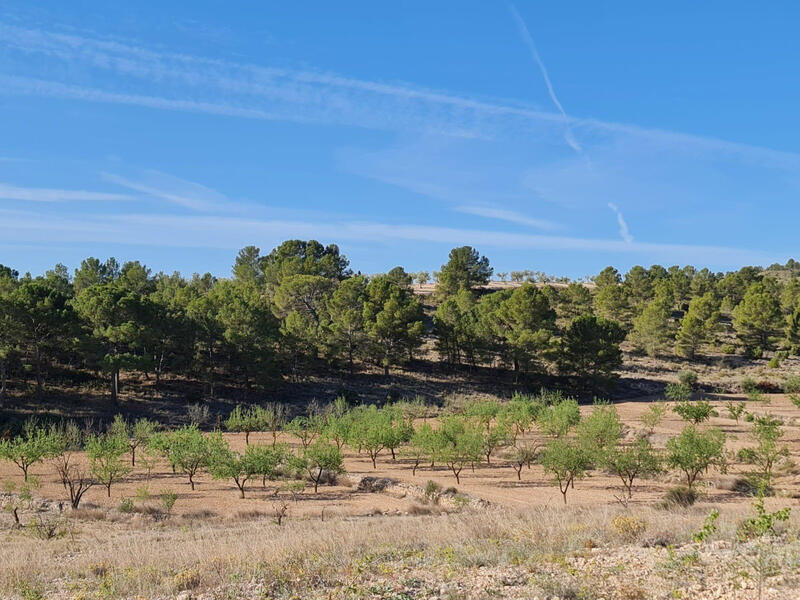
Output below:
[0,209,769,266]
[455,204,559,230]
[0,182,132,202]
[0,22,798,265]
[2,23,800,169]
[102,170,228,212]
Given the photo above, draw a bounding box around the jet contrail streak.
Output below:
[508,4,581,153]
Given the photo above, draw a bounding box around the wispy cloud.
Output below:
[0,182,132,202]
[508,5,580,153]
[0,22,798,266]
[455,204,559,230]
[102,170,228,212]
[607,202,634,244]
[2,23,800,170]
[0,208,770,266]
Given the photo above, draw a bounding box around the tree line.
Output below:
[1,241,799,401]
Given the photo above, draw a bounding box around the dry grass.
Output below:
[2,502,796,598]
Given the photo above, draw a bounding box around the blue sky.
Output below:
[1,2,799,279]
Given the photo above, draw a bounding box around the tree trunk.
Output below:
[155,351,164,390]
[348,342,354,376]
[0,358,6,403]
[35,345,43,399]
[314,468,322,493]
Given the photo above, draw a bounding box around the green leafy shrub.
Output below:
[639,403,667,434]
[678,370,698,390]
[726,401,746,423]
[673,400,717,424]
[665,383,691,402]
[692,509,719,543]
[159,491,177,516]
[737,488,791,541]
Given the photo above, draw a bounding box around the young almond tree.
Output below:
[86,433,131,497]
[537,398,581,439]
[737,415,789,488]
[403,423,435,476]
[348,406,391,469]
[322,411,355,451]
[576,402,622,465]
[298,440,345,493]
[666,425,726,488]
[383,404,414,461]
[251,443,290,488]
[480,421,511,466]
[50,421,94,509]
[263,402,288,445]
[510,443,539,481]
[498,395,536,443]
[109,415,158,466]
[434,417,483,484]
[208,436,269,498]
[285,415,324,450]
[0,421,60,481]
[162,426,222,490]
[224,405,267,446]
[604,438,662,499]
[540,439,590,504]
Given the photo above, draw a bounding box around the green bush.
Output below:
[725,401,746,423]
[678,370,699,390]
[664,383,691,402]
[673,400,717,424]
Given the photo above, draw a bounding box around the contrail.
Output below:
[608,203,634,244]
[508,4,581,153]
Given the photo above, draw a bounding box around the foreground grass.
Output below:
[2,502,799,599]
